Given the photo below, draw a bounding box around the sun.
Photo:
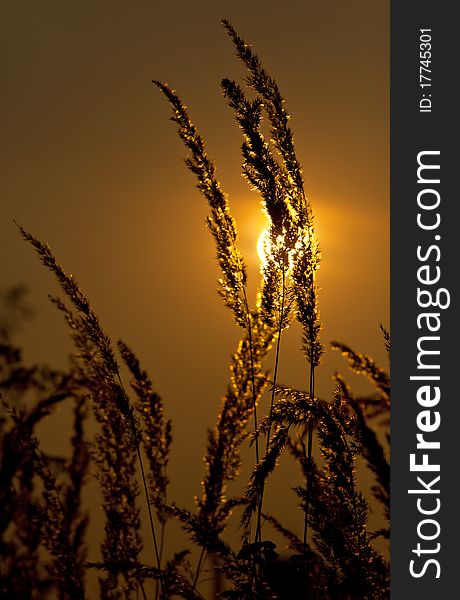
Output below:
[256,229,270,265]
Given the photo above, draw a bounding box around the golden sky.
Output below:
[2,0,389,566]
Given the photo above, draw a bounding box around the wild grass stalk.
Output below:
[118,340,172,597]
[333,336,390,525]
[221,26,298,555]
[292,234,323,550]
[253,263,287,562]
[16,225,165,597]
[155,23,328,595]
[153,79,270,582]
[222,18,324,536]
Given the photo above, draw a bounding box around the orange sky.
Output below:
[3,0,389,569]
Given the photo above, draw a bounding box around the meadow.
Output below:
[1,21,389,600]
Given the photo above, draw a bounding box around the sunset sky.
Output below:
[3,0,389,565]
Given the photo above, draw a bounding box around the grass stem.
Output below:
[255,264,286,545]
[137,446,164,598]
[115,372,164,598]
[193,547,206,591]
[303,365,315,549]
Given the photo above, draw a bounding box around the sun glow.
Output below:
[257,227,314,271]
[256,229,270,265]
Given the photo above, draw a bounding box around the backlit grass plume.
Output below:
[152,81,248,330]
[222,19,309,222]
[272,385,388,599]
[153,78,269,556]
[15,226,160,597]
[118,340,172,563]
[198,317,273,523]
[221,20,323,551]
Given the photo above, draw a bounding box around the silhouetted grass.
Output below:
[0,20,389,600]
